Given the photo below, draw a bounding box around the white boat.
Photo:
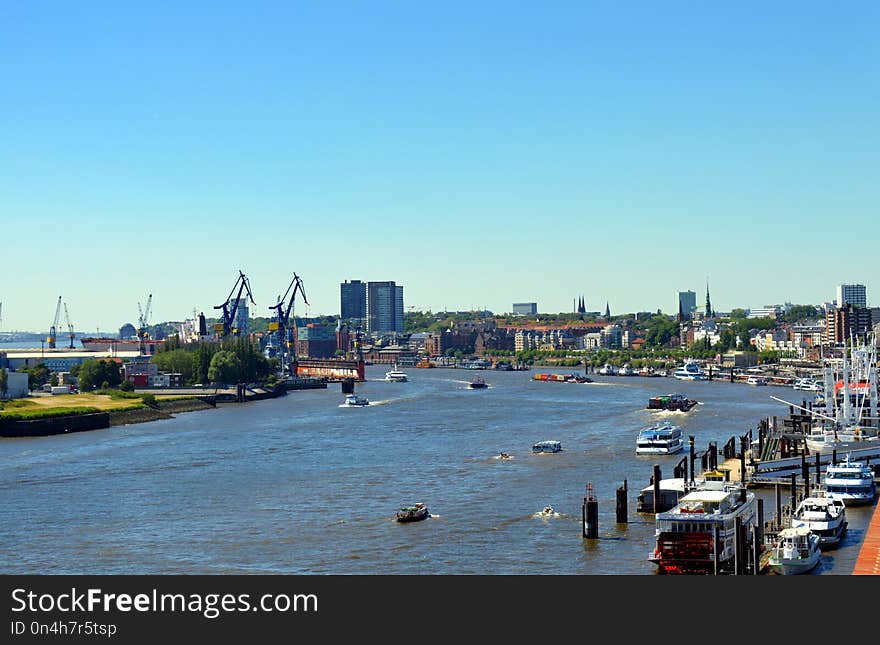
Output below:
[673,360,706,381]
[790,493,847,548]
[793,378,822,392]
[532,440,562,454]
[384,365,408,382]
[822,454,877,506]
[746,376,768,386]
[649,482,756,574]
[340,394,370,407]
[619,363,636,376]
[767,526,821,575]
[804,423,879,453]
[635,422,684,455]
[598,363,617,376]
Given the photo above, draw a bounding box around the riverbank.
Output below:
[108,397,217,426]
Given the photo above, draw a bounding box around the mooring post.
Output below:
[815,451,821,485]
[341,378,355,394]
[832,449,837,466]
[616,481,627,524]
[689,436,695,484]
[756,498,764,554]
[740,436,748,483]
[801,452,809,497]
[775,483,782,530]
[584,483,598,539]
[790,473,797,510]
[652,464,661,514]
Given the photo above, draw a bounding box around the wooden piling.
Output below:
[652,464,661,514]
[583,483,598,539]
[815,452,821,485]
[616,481,627,524]
[775,483,782,530]
[790,473,797,509]
[801,453,810,497]
[689,436,695,483]
[832,449,837,466]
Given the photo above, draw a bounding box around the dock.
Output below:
[853,502,880,575]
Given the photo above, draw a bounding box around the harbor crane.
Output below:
[214,271,256,337]
[63,302,75,349]
[268,273,308,377]
[47,296,62,349]
[137,294,153,355]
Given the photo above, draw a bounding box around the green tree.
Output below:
[208,350,241,384]
[119,380,135,392]
[21,362,51,390]
[77,359,121,391]
[152,349,195,384]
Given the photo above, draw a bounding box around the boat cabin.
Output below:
[532,440,562,453]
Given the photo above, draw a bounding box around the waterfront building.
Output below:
[678,291,696,321]
[512,302,537,316]
[295,323,337,359]
[824,304,873,345]
[837,284,867,308]
[340,279,367,323]
[747,305,783,319]
[366,281,404,334]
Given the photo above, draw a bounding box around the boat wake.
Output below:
[532,507,562,519]
[491,453,515,460]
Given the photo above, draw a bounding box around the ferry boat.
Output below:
[822,454,877,506]
[648,482,756,574]
[384,365,409,382]
[746,376,768,386]
[340,394,370,407]
[597,363,617,376]
[636,422,684,455]
[793,378,822,392]
[619,363,636,376]
[790,494,847,548]
[646,393,698,412]
[532,440,562,454]
[673,360,706,381]
[767,526,821,575]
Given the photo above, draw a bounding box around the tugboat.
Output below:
[340,394,370,407]
[396,503,429,523]
[646,394,698,412]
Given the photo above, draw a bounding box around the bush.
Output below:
[119,380,135,392]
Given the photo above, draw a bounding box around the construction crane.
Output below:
[268,273,308,376]
[137,294,153,355]
[63,302,75,349]
[47,296,62,349]
[214,271,256,337]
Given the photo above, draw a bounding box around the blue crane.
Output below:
[214,270,256,337]
[268,273,308,376]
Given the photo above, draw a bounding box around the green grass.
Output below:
[0,406,103,420]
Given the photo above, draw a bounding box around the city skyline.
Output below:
[2,2,878,331]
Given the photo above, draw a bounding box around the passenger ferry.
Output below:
[767,526,821,575]
[648,481,756,574]
[635,423,684,455]
[384,365,409,382]
[822,455,877,506]
[790,493,847,548]
[673,360,706,381]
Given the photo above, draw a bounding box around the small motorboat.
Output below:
[396,502,429,523]
[341,394,370,407]
[497,452,513,460]
[768,526,821,575]
[532,440,562,454]
[468,376,487,389]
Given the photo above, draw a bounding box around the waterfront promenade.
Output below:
[854,502,880,574]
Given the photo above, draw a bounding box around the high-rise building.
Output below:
[678,291,696,320]
[234,297,250,335]
[340,280,367,321]
[512,302,537,315]
[366,281,404,333]
[825,304,873,344]
[836,284,867,308]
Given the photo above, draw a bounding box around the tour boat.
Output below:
[396,503,429,523]
[767,526,821,575]
[636,422,684,455]
[649,482,756,574]
[532,440,562,454]
[793,378,822,392]
[384,365,409,382]
[822,454,877,506]
[598,363,617,376]
[746,376,768,386]
[619,363,636,376]
[790,493,847,548]
[673,360,706,381]
[341,394,370,407]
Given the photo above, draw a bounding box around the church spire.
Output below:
[705,280,713,318]
[604,301,610,318]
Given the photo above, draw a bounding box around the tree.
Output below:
[119,380,135,392]
[77,359,122,391]
[0,367,7,398]
[21,362,50,390]
[152,349,195,384]
[208,350,241,384]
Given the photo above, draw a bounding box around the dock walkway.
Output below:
[853,502,880,575]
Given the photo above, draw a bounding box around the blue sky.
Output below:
[1,2,877,332]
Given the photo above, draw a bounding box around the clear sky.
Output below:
[1,1,877,332]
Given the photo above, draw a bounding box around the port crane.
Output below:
[214,271,256,337]
[137,294,153,354]
[47,296,62,349]
[269,273,308,376]
[63,302,75,349]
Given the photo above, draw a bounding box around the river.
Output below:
[0,365,874,574]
